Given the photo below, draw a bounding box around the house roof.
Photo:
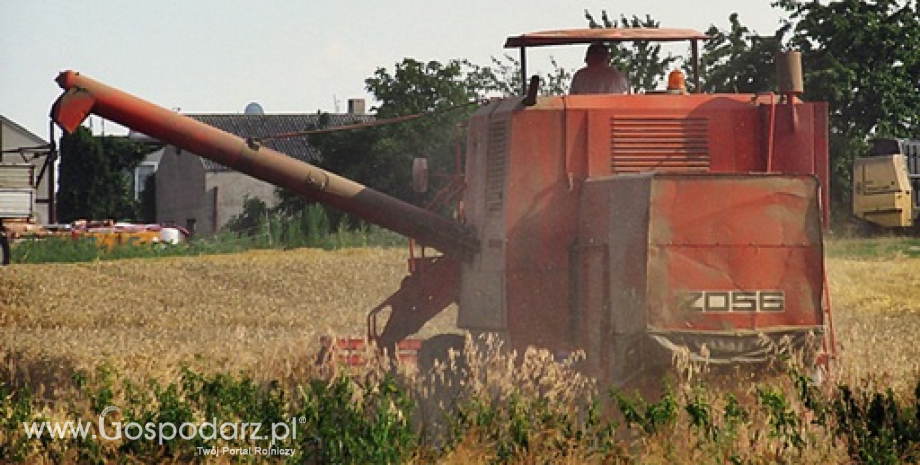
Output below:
[186,113,375,171]
[1,114,48,148]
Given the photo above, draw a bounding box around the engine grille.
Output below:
[610,117,710,173]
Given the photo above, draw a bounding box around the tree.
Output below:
[477,54,572,97]
[57,127,151,223]
[776,0,920,138]
[584,11,680,93]
[695,13,785,94]
[363,57,488,206]
[275,115,379,231]
[223,195,269,236]
[271,58,491,232]
[773,0,920,218]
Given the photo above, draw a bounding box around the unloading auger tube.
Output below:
[51,71,478,258]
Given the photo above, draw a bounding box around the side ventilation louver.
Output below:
[610,117,710,173]
[486,120,508,214]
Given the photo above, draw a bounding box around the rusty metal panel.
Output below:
[501,97,574,351]
[0,165,34,189]
[588,175,653,336]
[458,100,517,332]
[765,102,831,227]
[582,173,825,372]
[645,174,824,336]
[577,175,653,379]
[580,96,763,178]
[610,117,710,172]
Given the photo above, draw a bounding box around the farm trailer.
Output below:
[852,138,920,231]
[0,163,40,265]
[50,27,836,385]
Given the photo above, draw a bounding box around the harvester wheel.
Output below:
[0,234,10,266]
[853,218,882,237]
[417,333,466,373]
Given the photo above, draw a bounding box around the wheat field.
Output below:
[0,248,457,391]
[0,244,918,396]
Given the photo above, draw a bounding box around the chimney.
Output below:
[347,98,366,115]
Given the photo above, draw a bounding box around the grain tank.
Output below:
[51,27,835,383]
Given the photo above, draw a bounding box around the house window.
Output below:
[134,162,157,200]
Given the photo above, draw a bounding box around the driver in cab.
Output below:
[569,41,629,95]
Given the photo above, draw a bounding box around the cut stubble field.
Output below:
[0,243,918,396]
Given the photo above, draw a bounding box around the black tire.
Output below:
[415,333,468,443]
[0,233,10,266]
[417,333,466,373]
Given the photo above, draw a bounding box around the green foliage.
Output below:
[824,237,920,260]
[297,375,418,464]
[774,0,920,221]
[2,367,418,463]
[756,385,805,451]
[222,195,270,237]
[613,389,678,435]
[362,58,483,206]
[682,391,750,463]
[475,54,573,97]
[9,362,920,463]
[696,13,784,94]
[274,58,490,232]
[584,11,680,93]
[0,384,43,462]
[12,236,101,264]
[57,127,157,223]
[776,0,920,137]
[447,390,625,462]
[830,384,920,464]
[275,121,380,232]
[10,223,404,265]
[220,195,403,252]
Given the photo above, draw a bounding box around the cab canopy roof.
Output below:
[504,28,710,94]
[504,28,710,48]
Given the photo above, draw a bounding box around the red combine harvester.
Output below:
[51,28,835,385]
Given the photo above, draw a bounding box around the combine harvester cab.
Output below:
[50,26,836,387]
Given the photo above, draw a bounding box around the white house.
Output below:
[0,115,55,224]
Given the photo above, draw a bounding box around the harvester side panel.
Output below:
[763,102,830,227]
[457,99,516,331]
[503,98,576,351]
[576,175,652,380]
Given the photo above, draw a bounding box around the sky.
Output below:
[2,1,788,141]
